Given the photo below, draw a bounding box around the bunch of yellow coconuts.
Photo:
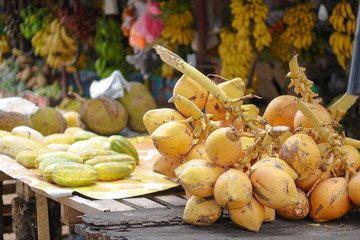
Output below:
[142,45,360,232]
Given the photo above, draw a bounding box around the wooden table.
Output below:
[9,175,360,240]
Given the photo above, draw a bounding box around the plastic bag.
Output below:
[89,70,131,99]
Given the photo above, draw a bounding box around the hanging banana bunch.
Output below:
[219,0,270,93]
[269,20,293,64]
[329,1,356,71]
[31,18,84,70]
[231,0,271,51]
[0,15,11,62]
[218,26,253,81]
[161,1,194,46]
[159,0,195,80]
[281,2,317,50]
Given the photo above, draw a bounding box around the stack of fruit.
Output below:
[0,16,11,61]
[31,18,86,70]
[268,20,293,64]
[329,1,356,71]
[219,0,271,93]
[160,0,195,46]
[14,55,50,91]
[19,6,52,39]
[281,1,317,50]
[159,0,195,80]
[0,124,139,187]
[144,45,360,231]
[94,17,127,78]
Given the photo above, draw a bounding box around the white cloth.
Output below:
[0,96,38,117]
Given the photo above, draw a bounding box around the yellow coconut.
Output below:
[262,95,299,133]
[152,154,183,178]
[250,157,298,180]
[205,78,245,121]
[348,172,360,207]
[263,207,276,222]
[279,133,322,181]
[143,108,192,135]
[183,195,222,226]
[276,188,310,220]
[205,127,242,167]
[151,121,193,159]
[214,169,253,209]
[184,143,211,162]
[293,102,332,130]
[175,159,225,197]
[172,74,208,117]
[333,144,360,177]
[295,154,333,193]
[229,196,265,232]
[309,177,351,222]
[249,166,298,209]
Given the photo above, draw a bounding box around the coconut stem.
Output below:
[288,55,321,103]
[169,94,216,140]
[169,94,204,119]
[327,93,358,122]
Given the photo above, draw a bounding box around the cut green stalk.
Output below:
[344,137,360,149]
[327,93,358,122]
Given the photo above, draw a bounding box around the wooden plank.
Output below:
[58,195,135,214]
[77,210,360,240]
[148,195,187,206]
[3,205,12,215]
[3,193,16,205]
[0,172,11,181]
[35,192,50,240]
[93,199,134,212]
[81,206,184,227]
[119,197,166,209]
[2,180,16,194]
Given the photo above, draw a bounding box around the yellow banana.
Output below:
[59,26,77,52]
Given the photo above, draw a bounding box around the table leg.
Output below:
[0,181,3,240]
[35,192,50,240]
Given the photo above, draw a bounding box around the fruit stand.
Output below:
[1,1,360,240]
